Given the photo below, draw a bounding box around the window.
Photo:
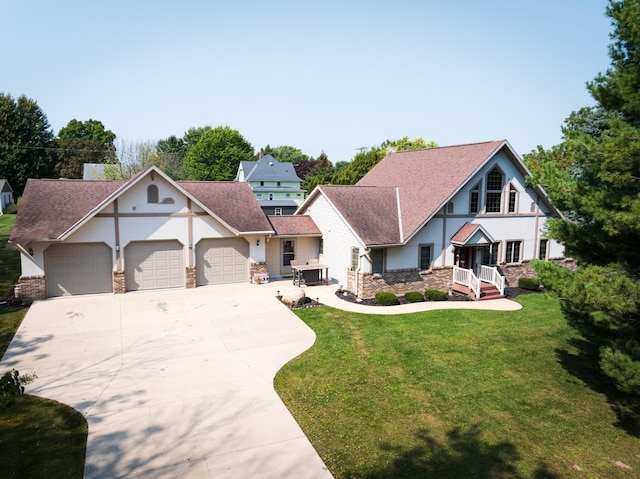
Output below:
[371,249,384,274]
[277,181,281,187]
[505,241,521,263]
[530,202,536,213]
[539,239,548,260]
[275,208,283,215]
[508,184,518,213]
[419,245,432,271]
[147,184,159,204]
[470,183,480,213]
[268,193,274,200]
[447,202,454,214]
[481,242,500,265]
[256,193,263,198]
[282,240,295,267]
[485,167,504,213]
[350,247,359,271]
[286,193,291,197]
[260,181,264,186]
[319,238,323,255]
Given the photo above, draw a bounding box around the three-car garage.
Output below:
[44,238,250,297]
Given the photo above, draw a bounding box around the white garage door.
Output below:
[196,238,249,286]
[46,243,113,297]
[125,241,184,291]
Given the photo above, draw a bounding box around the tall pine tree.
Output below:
[527,0,640,394]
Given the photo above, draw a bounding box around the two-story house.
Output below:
[235,153,305,215]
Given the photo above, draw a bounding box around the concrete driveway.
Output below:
[1,284,333,478]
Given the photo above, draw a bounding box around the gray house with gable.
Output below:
[235,153,305,215]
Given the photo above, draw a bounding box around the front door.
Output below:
[281,239,295,274]
[458,246,474,270]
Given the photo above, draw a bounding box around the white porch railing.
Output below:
[453,266,481,299]
[479,265,505,296]
[453,265,506,298]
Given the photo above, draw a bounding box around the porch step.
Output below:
[451,283,504,301]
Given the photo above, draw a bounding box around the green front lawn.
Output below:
[275,294,640,478]
[0,213,88,479]
[0,214,20,297]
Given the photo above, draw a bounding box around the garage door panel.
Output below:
[196,238,248,286]
[126,241,184,291]
[46,243,113,297]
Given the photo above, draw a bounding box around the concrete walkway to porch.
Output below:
[261,280,523,313]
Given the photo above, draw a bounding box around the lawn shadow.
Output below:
[361,424,560,479]
[556,338,640,437]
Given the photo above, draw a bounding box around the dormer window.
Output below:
[147,184,159,204]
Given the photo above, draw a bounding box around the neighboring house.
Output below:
[0,179,14,213]
[235,153,305,215]
[9,167,276,301]
[83,163,108,180]
[297,140,571,299]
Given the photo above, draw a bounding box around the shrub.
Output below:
[518,277,540,291]
[375,292,399,306]
[425,289,448,301]
[1,370,28,409]
[403,291,425,303]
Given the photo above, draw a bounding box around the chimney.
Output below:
[259,148,264,159]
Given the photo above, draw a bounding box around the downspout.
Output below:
[355,249,368,298]
[533,197,540,258]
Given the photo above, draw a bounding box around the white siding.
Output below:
[301,193,363,285]
[265,237,320,278]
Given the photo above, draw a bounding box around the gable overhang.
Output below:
[451,224,496,247]
[296,185,368,249]
[57,166,263,241]
[401,140,563,244]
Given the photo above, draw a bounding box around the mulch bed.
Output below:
[335,287,541,306]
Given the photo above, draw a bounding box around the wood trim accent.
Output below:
[114,199,121,270]
[187,199,193,267]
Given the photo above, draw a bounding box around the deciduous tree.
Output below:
[55,119,116,178]
[0,93,55,196]
[184,126,254,181]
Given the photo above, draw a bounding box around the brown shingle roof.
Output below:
[9,174,274,245]
[357,140,505,240]
[179,181,273,233]
[320,185,401,246]
[267,215,321,236]
[451,222,481,244]
[9,179,125,244]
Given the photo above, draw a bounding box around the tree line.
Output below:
[0,93,434,197]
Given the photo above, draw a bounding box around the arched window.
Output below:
[485,167,503,213]
[447,202,454,214]
[147,184,159,204]
[469,182,480,213]
[508,184,518,213]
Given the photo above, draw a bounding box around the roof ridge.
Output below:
[387,139,504,154]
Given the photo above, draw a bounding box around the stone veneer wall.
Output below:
[17,275,46,302]
[346,258,576,299]
[347,267,454,299]
[186,267,197,288]
[113,271,126,294]
[500,257,575,287]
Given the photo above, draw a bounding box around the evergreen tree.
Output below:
[527,0,640,394]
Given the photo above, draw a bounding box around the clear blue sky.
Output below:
[2,0,612,162]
